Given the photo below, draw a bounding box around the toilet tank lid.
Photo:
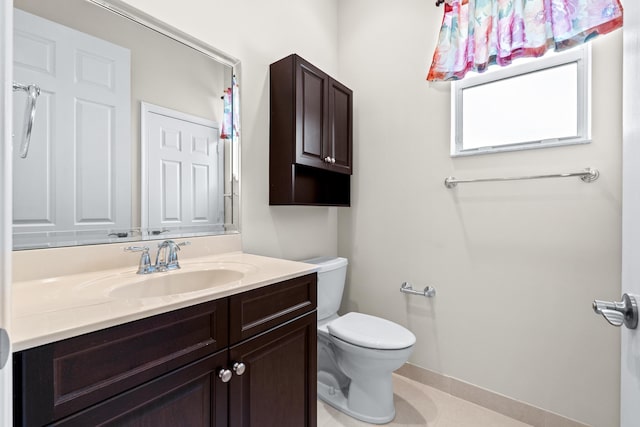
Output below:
[301,256,348,273]
[327,312,416,350]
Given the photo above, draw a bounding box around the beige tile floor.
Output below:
[317,374,532,427]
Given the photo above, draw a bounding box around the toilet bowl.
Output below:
[304,257,416,424]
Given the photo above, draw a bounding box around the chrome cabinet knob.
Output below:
[324,156,331,163]
[330,157,336,164]
[233,362,246,376]
[593,293,638,329]
[218,368,232,383]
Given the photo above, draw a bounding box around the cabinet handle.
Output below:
[218,368,232,383]
[233,362,246,376]
[324,156,331,163]
[331,157,336,164]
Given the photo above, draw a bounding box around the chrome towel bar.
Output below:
[400,282,436,298]
[444,167,599,189]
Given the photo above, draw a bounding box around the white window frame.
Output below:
[451,44,591,157]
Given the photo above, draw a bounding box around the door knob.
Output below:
[218,368,232,383]
[233,362,246,376]
[593,293,638,329]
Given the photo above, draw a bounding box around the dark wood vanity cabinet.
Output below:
[270,54,352,206]
[13,274,317,427]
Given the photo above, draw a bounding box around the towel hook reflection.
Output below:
[13,81,41,159]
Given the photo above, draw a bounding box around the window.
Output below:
[451,45,591,156]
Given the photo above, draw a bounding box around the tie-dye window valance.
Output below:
[427,0,623,81]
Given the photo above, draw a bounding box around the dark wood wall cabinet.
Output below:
[13,274,318,427]
[270,54,353,206]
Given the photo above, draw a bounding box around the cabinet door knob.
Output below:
[233,362,246,376]
[331,157,336,164]
[218,368,232,383]
[324,156,331,163]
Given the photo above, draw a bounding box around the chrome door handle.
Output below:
[593,293,638,329]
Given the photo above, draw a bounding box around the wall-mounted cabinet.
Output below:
[270,54,352,206]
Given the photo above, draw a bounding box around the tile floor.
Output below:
[317,374,532,427]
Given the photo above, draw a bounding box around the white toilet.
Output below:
[305,257,416,424]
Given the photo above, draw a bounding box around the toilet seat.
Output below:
[327,312,416,350]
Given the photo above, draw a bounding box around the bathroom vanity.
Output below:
[11,248,318,427]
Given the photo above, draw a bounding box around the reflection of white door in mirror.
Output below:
[12,9,131,249]
[141,102,224,238]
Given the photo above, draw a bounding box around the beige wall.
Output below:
[111,0,621,425]
[337,1,622,426]
[119,0,340,261]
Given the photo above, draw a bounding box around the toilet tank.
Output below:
[303,257,348,321]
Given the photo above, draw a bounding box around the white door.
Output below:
[0,0,11,424]
[12,9,131,247]
[621,0,640,424]
[141,102,224,236]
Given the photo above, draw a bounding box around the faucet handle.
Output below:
[124,246,155,274]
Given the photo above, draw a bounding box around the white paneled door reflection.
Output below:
[142,103,223,236]
[12,9,131,246]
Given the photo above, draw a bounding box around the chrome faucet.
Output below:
[155,240,190,271]
[125,240,190,274]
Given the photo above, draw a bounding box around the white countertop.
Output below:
[11,252,317,352]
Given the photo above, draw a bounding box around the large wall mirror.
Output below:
[12,0,240,250]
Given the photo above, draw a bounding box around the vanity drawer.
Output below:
[229,273,317,344]
[14,299,228,427]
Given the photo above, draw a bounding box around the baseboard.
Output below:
[396,363,590,427]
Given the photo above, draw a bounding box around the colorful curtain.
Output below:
[427,0,623,81]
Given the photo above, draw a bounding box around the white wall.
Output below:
[337,1,622,426]
[113,1,621,425]
[120,0,340,261]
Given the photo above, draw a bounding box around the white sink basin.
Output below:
[109,269,245,299]
[73,262,256,300]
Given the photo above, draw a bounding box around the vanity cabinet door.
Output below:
[228,312,317,427]
[51,350,229,427]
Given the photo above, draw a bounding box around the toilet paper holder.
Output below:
[400,282,436,298]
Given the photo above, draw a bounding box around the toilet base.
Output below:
[317,376,395,425]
